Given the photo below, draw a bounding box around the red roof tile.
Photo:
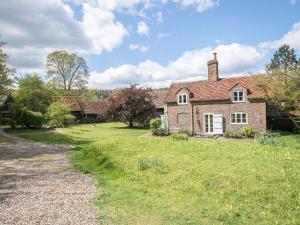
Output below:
[152,90,168,109]
[165,75,264,102]
[81,101,107,115]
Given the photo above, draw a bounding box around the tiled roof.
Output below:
[165,75,264,103]
[52,96,82,111]
[81,101,107,115]
[152,90,168,109]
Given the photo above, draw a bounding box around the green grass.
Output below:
[6,123,300,225]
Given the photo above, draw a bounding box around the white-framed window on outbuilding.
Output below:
[233,90,245,102]
[230,112,248,124]
[178,94,187,104]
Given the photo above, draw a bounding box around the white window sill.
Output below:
[178,102,188,105]
[232,101,245,103]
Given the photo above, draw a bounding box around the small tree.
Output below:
[46,102,75,127]
[46,50,89,90]
[15,74,51,114]
[106,84,156,127]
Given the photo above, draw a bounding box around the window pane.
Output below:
[236,113,241,123]
[242,113,247,123]
[179,95,182,103]
[233,92,238,101]
[210,123,213,132]
[239,91,244,101]
[205,115,208,123]
[231,114,235,123]
[183,95,187,103]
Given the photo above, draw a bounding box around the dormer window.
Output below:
[178,94,187,104]
[233,90,245,102]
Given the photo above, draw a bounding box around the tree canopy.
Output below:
[46,50,89,90]
[15,74,51,113]
[267,44,298,72]
[0,41,15,103]
[106,84,156,127]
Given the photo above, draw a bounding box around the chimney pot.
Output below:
[213,52,217,60]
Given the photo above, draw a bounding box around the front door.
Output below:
[204,113,223,134]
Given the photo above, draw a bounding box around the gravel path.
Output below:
[0,129,99,225]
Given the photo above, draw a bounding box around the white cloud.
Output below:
[289,0,297,5]
[157,32,170,39]
[0,0,129,72]
[137,21,150,36]
[129,44,149,52]
[258,21,300,51]
[173,0,219,12]
[89,43,265,89]
[81,3,128,53]
[155,11,164,23]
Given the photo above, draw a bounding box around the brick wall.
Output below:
[166,99,267,134]
[166,102,193,131]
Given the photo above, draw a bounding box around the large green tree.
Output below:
[267,44,298,72]
[46,50,89,90]
[256,45,300,130]
[16,74,51,113]
[0,41,15,103]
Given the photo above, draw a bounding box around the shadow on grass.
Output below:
[4,128,91,146]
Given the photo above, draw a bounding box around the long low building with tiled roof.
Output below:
[53,96,107,120]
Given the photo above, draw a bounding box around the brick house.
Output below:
[163,53,267,135]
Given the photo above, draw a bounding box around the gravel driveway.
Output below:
[0,130,99,225]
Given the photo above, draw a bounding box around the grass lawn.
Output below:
[6,123,300,225]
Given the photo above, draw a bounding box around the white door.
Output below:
[213,114,223,134]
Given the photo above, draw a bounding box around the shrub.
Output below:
[241,125,255,138]
[224,130,243,139]
[150,117,168,136]
[255,132,280,145]
[8,102,43,128]
[152,127,168,136]
[46,102,75,127]
[0,117,12,126]
[170,132,188,141]
[178,129,194,137]
[150,117,161,129]
[22,110,43,128]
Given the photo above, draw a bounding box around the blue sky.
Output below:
[1,0,300,89]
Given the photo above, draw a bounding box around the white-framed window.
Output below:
[230,112,248,124]
[204,113,214,133]
[178,94,187,104]
[233,90,245,102]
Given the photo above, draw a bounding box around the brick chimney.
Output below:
[207,52,219,82]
